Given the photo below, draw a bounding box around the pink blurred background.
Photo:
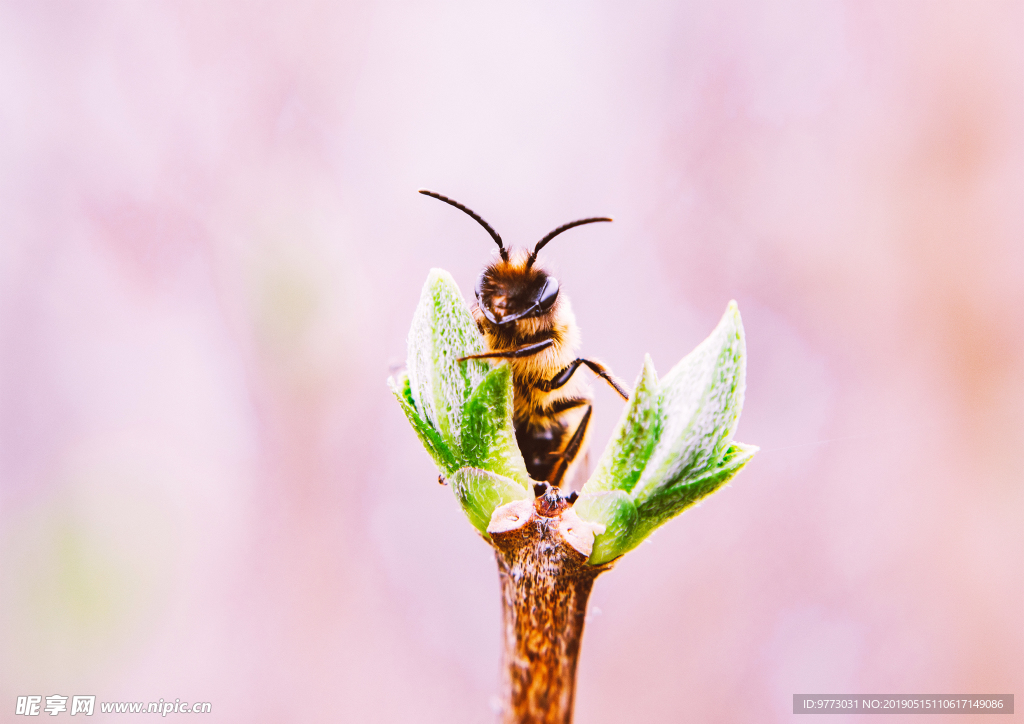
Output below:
[1,2,1021,722]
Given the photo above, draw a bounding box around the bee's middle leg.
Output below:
[539,358,630,400]
[549,403,592,489]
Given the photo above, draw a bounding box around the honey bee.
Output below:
[419,189,630,488]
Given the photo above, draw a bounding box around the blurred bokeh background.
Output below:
[1,2,1021,722]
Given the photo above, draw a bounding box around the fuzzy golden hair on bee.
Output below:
[418,189,629,488]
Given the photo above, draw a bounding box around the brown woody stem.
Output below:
[487,495,612,724]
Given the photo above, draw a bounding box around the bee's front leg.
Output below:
[456,338,554,362]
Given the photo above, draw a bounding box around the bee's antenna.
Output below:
[418,189,508,261]
[528,217,613,268]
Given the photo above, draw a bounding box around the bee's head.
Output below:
[475,254,560,326]
[417,189,611,326]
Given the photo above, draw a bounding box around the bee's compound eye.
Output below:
[476,270,504,325]
[475,271,487,301]
[537,276,559,311]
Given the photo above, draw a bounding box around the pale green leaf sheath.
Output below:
[576,302,757,564]
[632,301,747,503]
[461,364,531,487]
[390,269,532,535]
[388,373,460,476]
[392,269,755,565]
[407,269,490,447]
[621,442,757,552]
[452,468,532,535]
[572,491,638,564]
[585,355,661,495]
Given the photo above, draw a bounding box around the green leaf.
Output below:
[584,355,660,495]
[631,302,746,506]
[461,364,531,488]
[625,442,757,552]
[393,270,529,494]
[388,372,461,475]
[574,301,756,562]
[451,467,533,536]
[573,490,638,565]
[406,269,490,449]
